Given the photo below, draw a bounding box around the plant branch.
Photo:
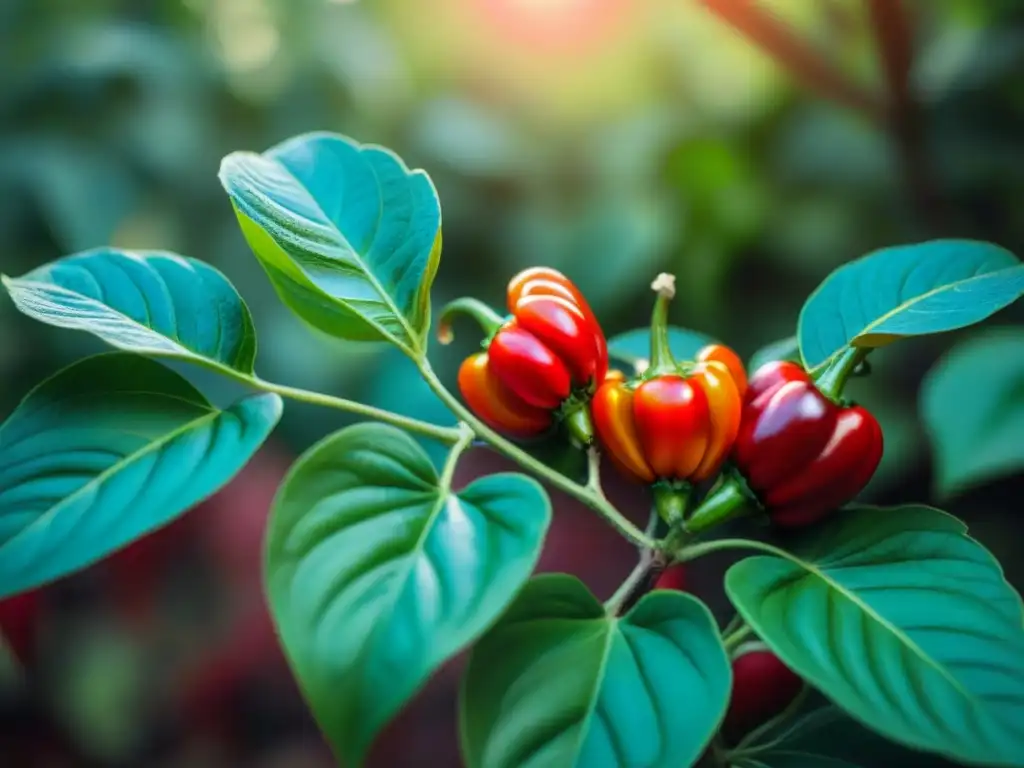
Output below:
[418,360,656,549]
[605,510,660,615]
[585,446,606,499]
[865,0,945,232]
[253,379,464,444]
[723,624,755,652]
[698,0,884,122]
[438,423,476,491]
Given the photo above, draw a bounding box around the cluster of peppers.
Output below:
[440,267,884,531]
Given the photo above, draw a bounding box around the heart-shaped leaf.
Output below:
[608,326,715,374]
[265,422,549,767]
[0,353,282,599]
[726,505,1024,767]
[2,248,257,375]
[921,328,1024,497]
[460,574,731,768]
[748,336,800,375]
[798,240,1024,371]
[220,132,442,355]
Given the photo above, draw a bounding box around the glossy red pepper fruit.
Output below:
[732,360,884,527]
[592,275,746,522]
[724,646,804,742]
[441,268,607,443]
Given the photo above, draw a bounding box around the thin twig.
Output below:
[698,0,884,123]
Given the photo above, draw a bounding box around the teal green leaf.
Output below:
[748,336,799,375]
[726,505,1024,767]
[608,326,714,374]
[733,756,862,768]
[460,574,731,768]
[265,423,549,767]
[798,240,1024,371]
[732,706,956,768]
[921,328,1024,497]
[219,132,442,353]
[2,248,257,375]
[0,353,282,599]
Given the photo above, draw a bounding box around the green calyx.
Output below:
[685,472,759,535]
[653,481,693,526]
[436,296,507,347]
[558,397,595,447]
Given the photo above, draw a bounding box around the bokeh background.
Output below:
[1,0,1023,766]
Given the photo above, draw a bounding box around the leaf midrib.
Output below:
[3,276,251,376]
[0,399,223,559]
[808,264,1023,372]
[258,150,422,352]
[764,552,992,727]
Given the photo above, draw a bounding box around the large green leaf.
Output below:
[460,574,731,768]
[726,505,1024,767]
[921,328,1024,497]
[0,353,282,599]
[265,423,549,767]
[2,248,257,375]
[219,132,442,354]
[608,326,714,374]
[731,706,957,768]
[798,240,1024,371]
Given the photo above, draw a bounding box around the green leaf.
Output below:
[734,706,957,768]
[608,326,714,374]
[265,423,549,767]
[726,505,1024,767]
[748,336,800,375]
[460,574,731,768]
[921,328,1024,497]
[0,353,282,599]
[798,240,1024,371]
[219,132,442,354]
[2,248,257,375]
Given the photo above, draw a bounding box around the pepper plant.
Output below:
[2,132,1024,768]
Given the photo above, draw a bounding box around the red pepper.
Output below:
[441,268,607,443]
[732,360,884,527]
[592,275,745,522]
[724,646,804,742]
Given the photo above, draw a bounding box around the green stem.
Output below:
[723,624,755,653]
[438,423,476,491]
[812,346,870,401]
[253,379,464,444]
[436,297,505,345]
[605,509,660,615]
[648,273,678,373]
[418,360,656,549]
[585,446,605,498]
[684,479,754,535]
[676,537,789,563]
[654,483,692,526]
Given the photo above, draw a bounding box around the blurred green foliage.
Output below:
[2,1,1024,764]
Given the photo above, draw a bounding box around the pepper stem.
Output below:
[436,297,505,345]
[813,346,871,401]
[684,478,754,535]
[653,482,692,526]
[648,273,678,373]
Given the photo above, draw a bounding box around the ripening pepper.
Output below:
[441,268,607,444]
[730,360,884,527]
[724,645,804,742]
[592,274,745,522]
